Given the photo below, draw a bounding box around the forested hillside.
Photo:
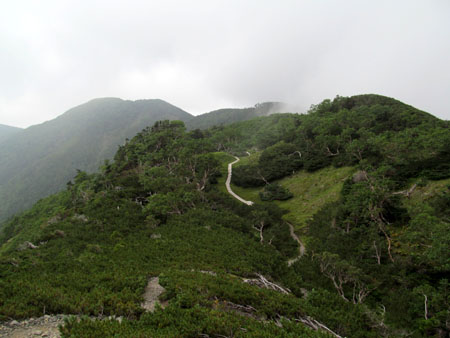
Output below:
[0,124,22,145]
[186,102,298,130]
[0,94,449,336]
[0,98,192,223]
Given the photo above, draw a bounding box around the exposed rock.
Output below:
[151,233,161,239]
[352,170,368,183]
[47,216,61,225]
[300,288,310,298]
[0,314,122,337]
[72,214,88,222]
[17,241,38,251]
[54,230,66,238]
[141,277,166,312]
[199,270,217,276]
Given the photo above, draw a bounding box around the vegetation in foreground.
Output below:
[0,94,449,337]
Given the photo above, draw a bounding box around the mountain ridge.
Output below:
[0,98,192,222]
[186,101,301,130]
[0,94,449,336]
[0,124,22,145]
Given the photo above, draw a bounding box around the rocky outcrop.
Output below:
[141,277,166,312]
[352,170,368,183]
[0,314,124,337]
[0,315,65,338]
[17,241,39,251]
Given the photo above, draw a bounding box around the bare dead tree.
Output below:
[423,294,429,320]
[253,222,265,243]
[257,169,269,185]
[315,253,373,304]
[326,146,340,156]
[373,241,381,265]
[243,274,291,294]
[294,316,343,338]
[392,183,417,198]
[288,151,302,158]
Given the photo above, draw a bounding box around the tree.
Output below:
[315,252,372,304]
[259,183,293,201]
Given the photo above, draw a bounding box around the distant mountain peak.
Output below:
[0,124,23,144]
[0,98,192,222]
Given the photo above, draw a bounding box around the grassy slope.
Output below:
[273,166,355,228]
[402,177,450,215]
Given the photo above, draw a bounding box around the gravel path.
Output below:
[287,222,306,266]
[225,155,305,266]
[225,156,254,206]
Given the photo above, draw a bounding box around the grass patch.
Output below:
[234,152,261,167]
[274,166,355,228]
[403,177,450,216]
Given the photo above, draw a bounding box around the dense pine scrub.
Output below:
[1,94,449,336]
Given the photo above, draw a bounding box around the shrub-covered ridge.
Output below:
[0,94,449,336]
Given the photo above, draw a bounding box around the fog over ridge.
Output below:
[1,0,449,127]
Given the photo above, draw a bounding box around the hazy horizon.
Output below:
[1,0,449,128]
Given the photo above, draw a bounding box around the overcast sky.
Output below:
[1,0,449,128]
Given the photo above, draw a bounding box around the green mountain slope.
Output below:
[0,98,192,223]
[186,102,299,130]
[0,124,22,144]
[0,94,449,336]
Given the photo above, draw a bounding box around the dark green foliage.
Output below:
[258,141,303,181]
[303,167,450,335]
[218,94,449,189]
[60,305,327,337]
[186,102,294,130]
[231,164,266,187]
[207,113,300,153]
[0,98,192,223]
[259,183,293,201]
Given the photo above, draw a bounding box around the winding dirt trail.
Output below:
[225,155,304,266]
[226,156,254,206]
[287,222,306,266]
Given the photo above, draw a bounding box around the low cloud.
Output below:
[1,0,449,127]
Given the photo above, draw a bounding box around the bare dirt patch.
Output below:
[141,277,166,312]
